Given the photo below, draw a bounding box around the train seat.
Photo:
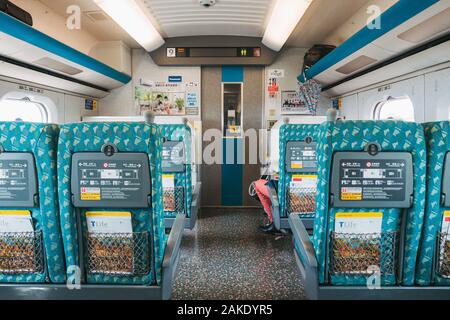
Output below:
[290,120,427,298]
[417,121,450,286]
[56,122,184,298]
[160,124,200,230]
[271,123,321,231]
[0,122,66,284]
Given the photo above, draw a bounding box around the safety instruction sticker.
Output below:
[0,210,34,233]
[338,159,407,202]
[290,174,318,190]
[442,211,450,238]
[341,187,363,201]
[335,212,383,235]
[86,211,133,234]
[80,187,101,201]
[286,141,318,172]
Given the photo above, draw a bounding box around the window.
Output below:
[222,83,243,138]
[373,97,415,121]
[0,98,48,123]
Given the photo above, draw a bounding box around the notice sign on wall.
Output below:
[281,91,311,115]
[185,82,200,115]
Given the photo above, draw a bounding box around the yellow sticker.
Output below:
[443,211,450,224]
[341,187,363,201]
[86,211,132,218]
[291,163,303,169]
[80,187,101,201]
[0,210,31,216]
[292,174,317,180]
[341,192,362,201]
[81,193,101,201]
[335,212,383,219]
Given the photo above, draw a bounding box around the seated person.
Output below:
[251,175,278,234]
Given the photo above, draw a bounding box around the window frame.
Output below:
[0,97,49,123]
[372,96,415,121]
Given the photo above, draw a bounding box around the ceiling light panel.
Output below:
[142,0,272,38]
[262,0,314,51]
[93,0,165,52]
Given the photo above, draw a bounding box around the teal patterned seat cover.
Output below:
[57,122,166,285]
[278,124,321,218]
[311,121,426,286]
[417,122,450,286]
[159,125,192,219]
[0,122,66,283]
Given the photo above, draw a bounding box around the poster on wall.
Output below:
[281,91,314,115]
[135,80,200,116]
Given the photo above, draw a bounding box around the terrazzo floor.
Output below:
[172,208,306,300]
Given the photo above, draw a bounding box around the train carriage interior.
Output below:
[0,0,450,305]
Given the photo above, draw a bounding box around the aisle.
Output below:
[172,208,305,300]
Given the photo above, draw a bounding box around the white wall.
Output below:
[338,66,450,123]
[99,49,201,120]
[264,47,331,125]
[0,78,98,124]
[11,0,98,55]
[425,68,450,122]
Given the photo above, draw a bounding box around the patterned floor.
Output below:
[172,208,305,300]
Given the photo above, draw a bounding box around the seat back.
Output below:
[417,122,450,286]
[0,122,65,283]
[57,122,165,286]
[159,124,192,218]
[312,121,426,286]
[279,124,320,218]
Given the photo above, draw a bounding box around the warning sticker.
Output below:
[335,212,383,234]
[80,187,101,201]
[341,187,363,201]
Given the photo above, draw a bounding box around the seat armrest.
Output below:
[289,214,317,268]
[267,182,279,208]
[267,182,280,230]
[289,214,319,300]
[161,213,186,299]
[191,182,201,208]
